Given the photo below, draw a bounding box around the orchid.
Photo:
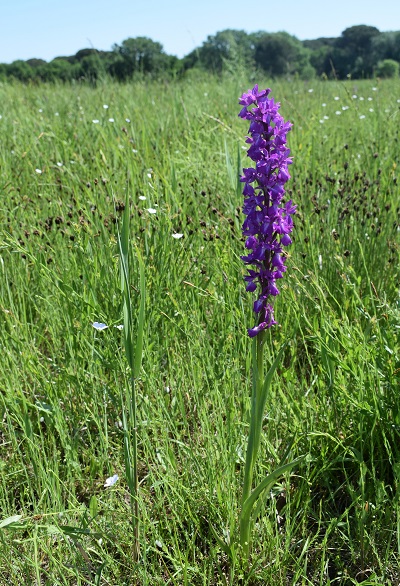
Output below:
[239,85,295,336]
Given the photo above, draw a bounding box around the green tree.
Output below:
[6,60,34,82]
[254,32,313,77]
[26,58,47,69]
[111,37,174,79]
[334,25,380,77]
[38,59,74,82]
[195,29,255,73]
[371,30,400,63]
[375,58,399,78]
[78,54,106,81]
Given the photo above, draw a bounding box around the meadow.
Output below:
[0,74,399,585]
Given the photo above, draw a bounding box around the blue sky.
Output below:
[0,0,398,63]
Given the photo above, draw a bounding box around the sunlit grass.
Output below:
[0,75,399,585]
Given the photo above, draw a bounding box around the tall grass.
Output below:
[0,75,399,585]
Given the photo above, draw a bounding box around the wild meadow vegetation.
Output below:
[0,75,399,585]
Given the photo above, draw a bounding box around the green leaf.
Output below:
[134,249,145,379]
[89,495,98,519]
[241,456,305,521]
[59,525,102,538]
[209,524,233,559]
[0,515,23,529]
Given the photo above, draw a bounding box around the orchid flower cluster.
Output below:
[239,85,295,337]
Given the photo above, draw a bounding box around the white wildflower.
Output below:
[92,322,108,330]
[104,474,119,488]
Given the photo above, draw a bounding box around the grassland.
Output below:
[0,75,399,585]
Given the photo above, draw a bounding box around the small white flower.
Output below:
[125,118,130,122]
[204,92,208,97]
[323,115,329,120]
[172,233,183,239]
[359,115,366,119]
[397,99,400,103]
[308,88,313,93]
[92,322,108,330]
[103,104,109,109]
[38,108,43,113]
[322,103,326,107]
[108,118,114,122]
[367,97,373,101]
[369,108,374,112]
[35,168,42,174]
[104,474,119,488]
[352,94,357,99]
[138,196,146,200]
[359,97,364,101]
[319,119,324,124]
[372,87,377,91]
[147,208,157,214]
[342,106,349,111]
[334,96,340,101]
[57,162,63,167]
[335,111,341,115]
[132,148,138,153]
[0,115,2,119]
[147,173,152,178]
[114,324,124,330]
[92,119,99,124]
[55,112,59,116]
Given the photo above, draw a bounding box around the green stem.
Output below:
[130,372,139,561]
[240,331,265,555]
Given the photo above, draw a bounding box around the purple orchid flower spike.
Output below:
[239,86,295,337]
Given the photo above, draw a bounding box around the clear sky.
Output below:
[0,0,398,63]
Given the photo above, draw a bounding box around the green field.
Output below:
[0,75,399,585]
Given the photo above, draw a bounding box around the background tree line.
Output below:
[1,25,399,83]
